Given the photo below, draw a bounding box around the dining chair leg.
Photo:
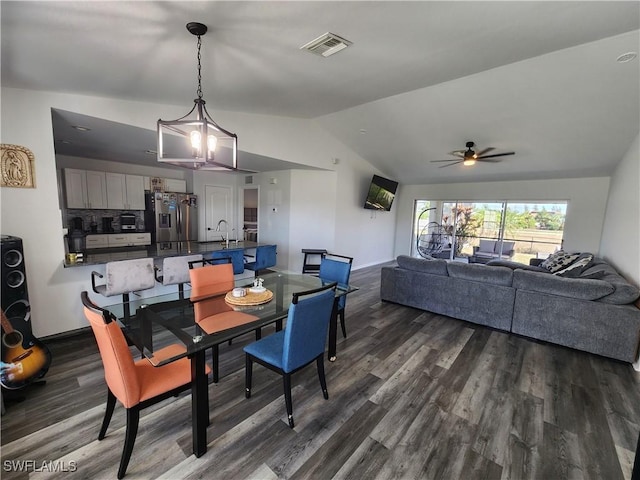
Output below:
[339,310,347,338]
[316,356,329,399]
[98,389,117,440]
[283,373,294,428]
[245,354,253,399]
[212,345,219,383]
[119,407,140,479]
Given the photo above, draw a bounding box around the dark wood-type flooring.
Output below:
[2,261,639,479]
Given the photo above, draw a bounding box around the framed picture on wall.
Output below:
[151,177,165,192]
[0,144,36,188]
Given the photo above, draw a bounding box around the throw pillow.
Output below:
[540,251,580,273]
[554,253,594,278]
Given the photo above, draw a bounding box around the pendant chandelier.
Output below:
[157,22,238,171]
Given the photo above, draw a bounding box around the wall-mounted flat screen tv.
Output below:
[364,174,399,211]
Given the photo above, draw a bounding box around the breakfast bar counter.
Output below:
[63,240,269,267]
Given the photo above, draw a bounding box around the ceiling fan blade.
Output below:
[431,159,463,163]
[476,158,504,163]
[437,161,463,168]
[475,147,495,157]
[478,151,515,159]
[449,150,466,158]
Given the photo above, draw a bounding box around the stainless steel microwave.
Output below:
[120,214,136,231]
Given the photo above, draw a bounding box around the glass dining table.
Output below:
[99,270,357,458]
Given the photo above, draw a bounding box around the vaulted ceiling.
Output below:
[2,1,638,184]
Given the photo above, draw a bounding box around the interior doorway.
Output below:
[243,187,259,242]
[204,185,233,242]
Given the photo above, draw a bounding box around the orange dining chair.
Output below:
[81,291,209,479]
[188,262,259,383]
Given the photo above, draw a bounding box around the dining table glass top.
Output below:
[102,271,356,367]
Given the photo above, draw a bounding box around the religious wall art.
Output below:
[0,144,36,188]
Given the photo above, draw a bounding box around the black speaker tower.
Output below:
[1,235,33,341]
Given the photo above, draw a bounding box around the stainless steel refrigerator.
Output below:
[145,192,198,243]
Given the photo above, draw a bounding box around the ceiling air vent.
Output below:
[300,32,352,57]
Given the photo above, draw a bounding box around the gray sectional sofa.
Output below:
[380,255,640,363]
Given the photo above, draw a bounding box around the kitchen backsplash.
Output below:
[66,209,146,233]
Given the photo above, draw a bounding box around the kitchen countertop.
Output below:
[63,240,269,267]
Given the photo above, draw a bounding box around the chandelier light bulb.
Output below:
[207,134,217,153]
[190,130,201,150]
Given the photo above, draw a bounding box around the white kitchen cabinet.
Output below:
[85,234,109,249]
[85,171,108,209]
[108,232,151,248]
[125,175,145,209]
[106,173,145,210]
[163,178,187,193]
[64,169,107,209]
[85,233,151,249]
[107,234,130,247]
[128,232,151,246]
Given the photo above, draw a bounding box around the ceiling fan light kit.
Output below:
[431,141,515,168]
[157,22,239,171]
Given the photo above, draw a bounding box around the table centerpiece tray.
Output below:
[225,289,273,306]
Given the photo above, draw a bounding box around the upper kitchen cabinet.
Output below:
[163,178,187,193]
[64,168,107,209]
[106,173,145,210]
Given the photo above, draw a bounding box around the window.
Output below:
[412,200,567,263]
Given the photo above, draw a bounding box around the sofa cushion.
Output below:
[486,259,548,272]
[553,253,594,278]
[540,250,580,273]
[478,239,495,253]
[513,270,614,300]
[447,262,513,286]
[496,241,515,254]
[396,255,449,276]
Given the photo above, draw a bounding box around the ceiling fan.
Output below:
[431,141,515,168]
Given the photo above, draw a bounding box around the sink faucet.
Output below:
[216,219,229,247]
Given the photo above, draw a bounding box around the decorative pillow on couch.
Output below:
[553,253,594,278]
[540,250,580,273]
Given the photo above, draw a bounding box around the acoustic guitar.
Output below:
[1,310,51,390]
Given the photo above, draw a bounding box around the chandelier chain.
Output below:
[196,35,203,99]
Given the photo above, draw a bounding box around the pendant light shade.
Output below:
[157,22,238,171]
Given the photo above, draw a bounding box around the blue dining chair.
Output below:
[243,282,337,428]
[319,254,353,338]
[244,244,277,275]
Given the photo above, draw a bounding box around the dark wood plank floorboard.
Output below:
[2,260,639,479]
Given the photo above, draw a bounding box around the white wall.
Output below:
[600,133,640,286]
[288,170,337,273]
[1,87,393,336]
[394,177,611,257]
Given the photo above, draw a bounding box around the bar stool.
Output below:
[244,245,277,276]
[301,249,327,274]
[91,258,156,320]
[154,254,203,299]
